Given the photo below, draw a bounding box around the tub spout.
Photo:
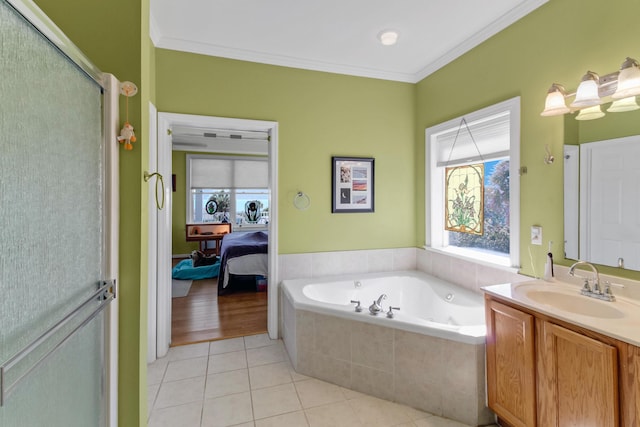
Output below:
[369,294,387,315]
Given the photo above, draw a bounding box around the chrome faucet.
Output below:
[568,261,615,301]
[569,260,600,291]
[369,294,387,315]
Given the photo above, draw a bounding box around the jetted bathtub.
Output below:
[281,270,494,426]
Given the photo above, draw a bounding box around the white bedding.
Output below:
[222,253,268,288]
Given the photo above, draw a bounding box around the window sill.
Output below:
[423,245,520,275]
[234,224,268,231]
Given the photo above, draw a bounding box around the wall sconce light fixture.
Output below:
[541,57,640,120]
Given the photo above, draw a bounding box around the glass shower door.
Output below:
[0,1,110,426]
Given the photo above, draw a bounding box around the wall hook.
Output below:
[119,81,138,97]
[544,144,555,164]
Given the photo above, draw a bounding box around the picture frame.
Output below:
[331,156,375,213]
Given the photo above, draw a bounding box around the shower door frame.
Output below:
[3,1,120,425]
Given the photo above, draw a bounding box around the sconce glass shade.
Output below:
[575,105,605,120]
[607,96,640,112]
[612,58,640,99]
[540,84,570,116]
[571,71,601,108]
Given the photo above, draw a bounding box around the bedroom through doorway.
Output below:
[150,113,278,360]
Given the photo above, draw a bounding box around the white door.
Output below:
[0,1,117,425]
[581,136,640,270]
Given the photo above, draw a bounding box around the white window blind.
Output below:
[190,157,268,188]
[434,112,510,167]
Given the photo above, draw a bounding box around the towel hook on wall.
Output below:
[544,144,555,164]
[144,171,165,210]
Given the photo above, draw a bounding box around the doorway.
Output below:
[150,113,279,361]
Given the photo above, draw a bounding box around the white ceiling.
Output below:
[150,0,547,83]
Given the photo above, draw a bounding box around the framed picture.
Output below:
[332,156,375,213]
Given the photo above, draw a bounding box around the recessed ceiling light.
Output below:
[378,30,399,46]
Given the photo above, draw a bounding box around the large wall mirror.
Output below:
[564,135,640,271]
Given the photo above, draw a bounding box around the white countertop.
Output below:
[482,279,640,347]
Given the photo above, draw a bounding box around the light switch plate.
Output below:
[531,225,542,245]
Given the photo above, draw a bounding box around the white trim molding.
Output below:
[102,73,120,427]
[149,0,547,84]
[155,112,280,343]
[425,97,521,269]
[414,0,548,81]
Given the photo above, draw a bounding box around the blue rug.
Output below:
[172,258,220,280]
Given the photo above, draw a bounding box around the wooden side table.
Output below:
[185,223,231,255]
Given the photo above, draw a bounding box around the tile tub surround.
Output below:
[278,247,528,296]
[282,297,494,426]
[278,248,419,282]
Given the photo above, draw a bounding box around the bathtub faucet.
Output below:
[369,294,387,315]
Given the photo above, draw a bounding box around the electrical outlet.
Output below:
[531,225,542,245]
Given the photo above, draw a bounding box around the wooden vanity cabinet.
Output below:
[486,299,537,427]
[485,294,640,427]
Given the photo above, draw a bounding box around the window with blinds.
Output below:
[187,155,270,227]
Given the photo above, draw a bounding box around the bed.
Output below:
[217,231,268,295]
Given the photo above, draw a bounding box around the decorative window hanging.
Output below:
[117,81,138,151]
[444,118,485,235]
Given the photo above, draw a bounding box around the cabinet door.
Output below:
[486,299,537,427]
[538,320,619,427]
[620,343,640,426]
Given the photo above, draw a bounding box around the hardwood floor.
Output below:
[171,273,268,347]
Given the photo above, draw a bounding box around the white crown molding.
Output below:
[150,0,547,84]
[153,36,418,83]
[414,0,549,82]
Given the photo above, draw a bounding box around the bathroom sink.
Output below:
[521,289,625,319]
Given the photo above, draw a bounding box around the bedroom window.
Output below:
[187,155,269,229]
[425,97,520,268]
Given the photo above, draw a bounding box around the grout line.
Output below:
[246,346,256,420]
[198,343,212,427]
[246,346,258,425]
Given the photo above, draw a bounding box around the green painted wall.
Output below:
[33,1,148,425]
[22,0,640,425]
[415,0,640,280]
[171,150,200,255]
[156,51,417,254]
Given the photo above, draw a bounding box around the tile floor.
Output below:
[147,334,498,427]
